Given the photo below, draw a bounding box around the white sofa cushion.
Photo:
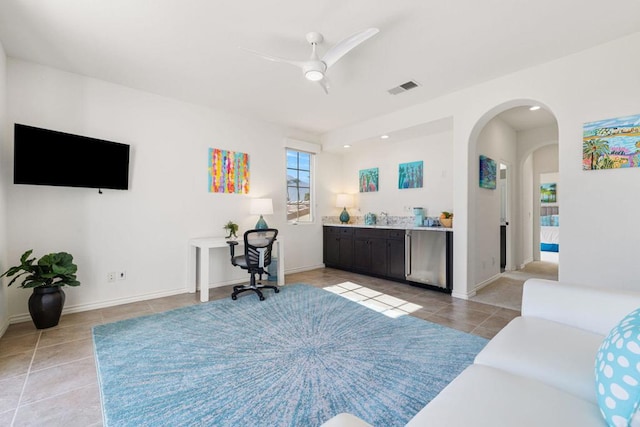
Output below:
[522,279,640,336]
[406,364,605,427]
[474,316,604,403]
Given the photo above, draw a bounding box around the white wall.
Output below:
[5,59,329,322]
[473,117,516,288]
[340,131,454,220]
[0,40,8,334]
[520,155,534,266]
[516,125,558,266]
[324,32,640,296]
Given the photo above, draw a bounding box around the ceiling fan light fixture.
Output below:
[305,70,324,81]
[242,28,378,93]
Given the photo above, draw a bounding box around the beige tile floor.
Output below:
[470,261,559,311]
[0,268,520,426]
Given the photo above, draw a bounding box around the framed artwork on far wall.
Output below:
[540,183,557,203]
[359,167,379,192]
[479,155,497,189]
[398,161,423,189]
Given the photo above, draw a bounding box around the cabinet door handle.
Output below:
[405,234,411,277]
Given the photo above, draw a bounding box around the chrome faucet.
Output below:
[379,211,388,225]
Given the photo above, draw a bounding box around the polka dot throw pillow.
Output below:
[595,307,640,427]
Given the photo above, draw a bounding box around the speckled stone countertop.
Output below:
[322,216,452,231]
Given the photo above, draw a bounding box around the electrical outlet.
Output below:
[118,271,126,280]
[107,272,116,283]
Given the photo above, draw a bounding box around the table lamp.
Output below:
[250,198,274,229]
[336,194,354,224]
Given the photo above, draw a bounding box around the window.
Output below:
[286,149,313,223]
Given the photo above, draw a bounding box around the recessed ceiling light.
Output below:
[529,105,541,111]
[343,144,351,148]
[380,135,389,139]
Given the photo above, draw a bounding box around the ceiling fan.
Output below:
[242,28,379,94]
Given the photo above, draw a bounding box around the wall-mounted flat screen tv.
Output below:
[14,124,130,190]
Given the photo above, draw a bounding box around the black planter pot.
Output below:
[28,286,66,329]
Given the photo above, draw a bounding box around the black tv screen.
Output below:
[14,124,130,190]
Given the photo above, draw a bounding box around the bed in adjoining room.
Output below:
[540,206,559,263]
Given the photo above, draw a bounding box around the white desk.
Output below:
[187,236,284,302]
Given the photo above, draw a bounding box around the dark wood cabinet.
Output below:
[323,225,452,293]
[370,238,388,276]
[386,237,406,279]
[324,226,405,281]
[323,226,353,269]
[353,237,374,271]
[353,228,385,273]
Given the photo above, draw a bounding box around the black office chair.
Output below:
[227,228,279,301]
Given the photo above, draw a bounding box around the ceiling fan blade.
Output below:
[239,47,306,69]
[322,28,379,69]
[317,77,330,94]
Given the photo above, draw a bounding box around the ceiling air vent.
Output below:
[388,80,420,95]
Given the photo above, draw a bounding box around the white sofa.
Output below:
[323,278,640,427]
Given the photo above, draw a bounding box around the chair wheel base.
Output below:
[231,284,279,302]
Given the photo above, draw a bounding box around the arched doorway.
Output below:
[467,102,559,311]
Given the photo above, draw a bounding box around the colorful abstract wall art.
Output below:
[540,183,557,203]
[479,155,497,189]
[208,148,249,194]
[583,113,640,170]
[359,168,379,192]
[398,161,423,189]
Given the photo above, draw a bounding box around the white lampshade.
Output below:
[335,194,354,208]
[250,198,274,215]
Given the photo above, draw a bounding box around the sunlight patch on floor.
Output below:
[324,282,422,318]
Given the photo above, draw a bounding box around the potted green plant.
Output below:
[440,211,453,228]
[223,221,239,239]
[1,249,80,329]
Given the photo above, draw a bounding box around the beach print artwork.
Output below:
[479,155,496,189]
[398,161,423,189]
[583,113,640,170]
[359,168,379,192]
[208,148,249,194]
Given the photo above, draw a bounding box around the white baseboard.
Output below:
[8,266,325,325]
[0,318,8,338]
[452,290,472,300]
[285,264,325,275]
[520,257,534,269]
[9,287,190,325]
[205,277,251,289]
[473,273,502,294]
[452,272,502,301]
[206,264,323,289]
